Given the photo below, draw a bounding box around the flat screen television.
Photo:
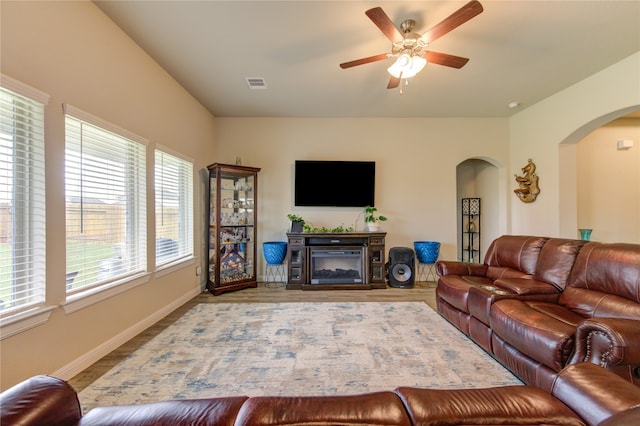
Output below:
[294,160,375,207]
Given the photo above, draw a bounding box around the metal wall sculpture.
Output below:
[514,159,540,203]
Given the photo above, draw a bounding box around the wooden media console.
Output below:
[286,232,386,290]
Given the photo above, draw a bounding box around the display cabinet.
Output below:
[207,163,260,295]
[461,197,481,263]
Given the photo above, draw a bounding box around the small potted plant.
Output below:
[287,213,305,233]
[364,206,387,231]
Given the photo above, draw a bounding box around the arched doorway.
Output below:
[456,158,505,260]
[559,107,640,242]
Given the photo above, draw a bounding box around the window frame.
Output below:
[0,74,52,339]
[154,146,195,270]
[62,104,150,314]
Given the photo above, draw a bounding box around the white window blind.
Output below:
[155,149,193,266]
[0,77,48,316]
[64,106,146,292]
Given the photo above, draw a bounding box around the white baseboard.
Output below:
[53,286,202,381]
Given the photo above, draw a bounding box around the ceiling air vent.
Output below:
[245,77,268,90]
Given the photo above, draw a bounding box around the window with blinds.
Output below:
[64,106,146,293]
[155,149,194,266]
[0,78,48,316]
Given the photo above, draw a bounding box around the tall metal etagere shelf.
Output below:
[461,198,481,263]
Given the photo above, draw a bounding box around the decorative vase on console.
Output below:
[287,214,305,233]
[364,206,387,232]
[367,222,381,232]
[579,228,592,241]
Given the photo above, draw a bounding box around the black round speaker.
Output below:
[391,263,413,282]
[388,247,415,288]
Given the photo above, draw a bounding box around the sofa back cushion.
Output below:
[534,238,587,290]
[483,235,548,280]
[562,242,640,318]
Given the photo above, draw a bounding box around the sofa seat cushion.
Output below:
[395,385,584,426]
[436,275,494,313]
[559,287,640,319]
[490,299,584,372]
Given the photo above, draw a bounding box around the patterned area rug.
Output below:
[79,302,522,411]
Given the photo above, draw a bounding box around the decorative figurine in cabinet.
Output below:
[207,163,260,295]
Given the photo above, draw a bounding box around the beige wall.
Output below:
[510,52,640,238]
[214,118,510,265]
[0,1,216,389]
[577,118,640,242]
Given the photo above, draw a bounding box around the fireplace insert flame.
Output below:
[310,248,364,284]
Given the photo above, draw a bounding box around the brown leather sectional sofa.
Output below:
[436,235,640,392]
[3,234,639,425]
[1,362,639,425]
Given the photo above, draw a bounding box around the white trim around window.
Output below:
[63,104,148,307]
[154,145,195,270]
[0,75,51,339]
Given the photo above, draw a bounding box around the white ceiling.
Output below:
[94,1,640,118]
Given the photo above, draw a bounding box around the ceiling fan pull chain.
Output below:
[400,78,409,95]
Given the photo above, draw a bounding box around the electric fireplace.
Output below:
[309,247,364,284]
[286,232,387,290]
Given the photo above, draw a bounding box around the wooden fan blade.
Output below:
[422,51,470,69]
[422,0,484,44]
[365,7,403,43]
[387,75,401,89]
[340,53,389,69]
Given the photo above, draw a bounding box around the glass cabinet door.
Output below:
[207,164,260,295]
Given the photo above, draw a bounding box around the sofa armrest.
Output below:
[570,318,640,367]
[551,363,640,426]
[0,375,82,426]
[395,385,583,426]
[80,397,249,426]
[436,260,487,277]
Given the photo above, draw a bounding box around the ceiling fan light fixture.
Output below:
[387,54,427,79]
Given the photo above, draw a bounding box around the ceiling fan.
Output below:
[340,0,484,90]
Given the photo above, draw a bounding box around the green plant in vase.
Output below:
[287,214,305,233]
[364,206,387,231]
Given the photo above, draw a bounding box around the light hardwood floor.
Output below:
[69,281,437,392]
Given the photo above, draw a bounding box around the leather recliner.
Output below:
[436,235,640,391]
